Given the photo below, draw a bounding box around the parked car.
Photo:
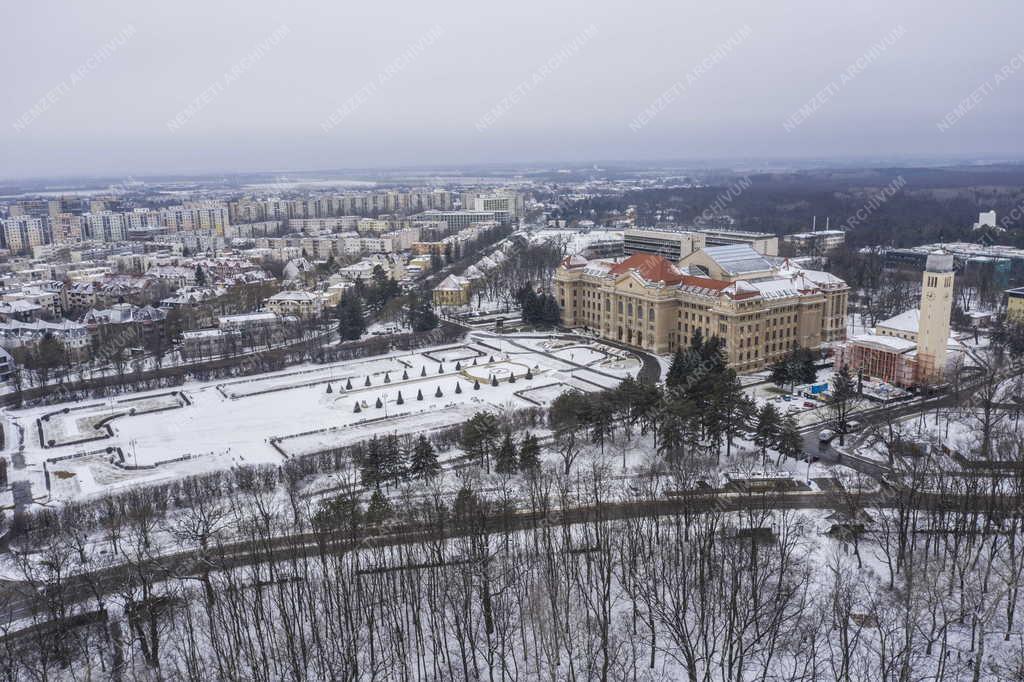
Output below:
[846,420,862,432]
[803,401,816,408]
[819,429,836,443]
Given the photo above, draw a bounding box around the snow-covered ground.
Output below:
[4,332,642,507]
[528,228,623,256]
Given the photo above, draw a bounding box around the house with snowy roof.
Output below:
[433,274,471,307]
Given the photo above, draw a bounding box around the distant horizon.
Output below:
[4,153,1024,188]
[6,0,1024,182]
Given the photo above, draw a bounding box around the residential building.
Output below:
[358,218,392,234]
[224,220,283,238]
[2,287,62,318]
[2,216,49,254]
[160,202,231,235]
[81,303,168,350]
[0,300,43,323]
[433,274,471,307]
[82,212,129,242]
[410,210,500,229]
[0,319,90,355]
[52,213,85,245]
[265,290,322,318]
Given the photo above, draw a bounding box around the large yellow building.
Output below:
[554,246,849,373]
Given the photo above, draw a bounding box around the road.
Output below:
[2,483,1020,639]
[795,366,1018,479]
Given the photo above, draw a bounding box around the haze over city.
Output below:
[4,0,1024,178]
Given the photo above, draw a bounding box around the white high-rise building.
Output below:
[916,250,955,382]
[972,210,999,231]
[1,216,49,254]
[82,211,128,242]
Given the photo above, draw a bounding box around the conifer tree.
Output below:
[366,488,391,523]
[778,414,804,464]
[518,432,541,471]
[754,403,783,464]
[409,434,440,480]
[495,431,518,474]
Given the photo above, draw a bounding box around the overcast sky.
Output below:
[2,0,1023,179]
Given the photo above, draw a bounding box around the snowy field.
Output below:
[4,332,641,505]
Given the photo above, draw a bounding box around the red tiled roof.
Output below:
[609,254,686,283]
[609,253,735,292]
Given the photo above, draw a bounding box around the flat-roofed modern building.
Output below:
[692,228,779,257]
[885,241,1024,287]
[582,238,625,259]
[782,230,846,256]
[410,210,501,228]
[624,229,705,260]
